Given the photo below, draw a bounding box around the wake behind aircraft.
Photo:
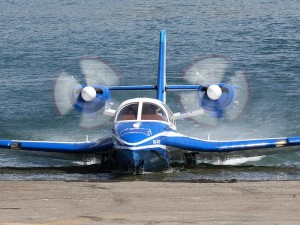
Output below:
[0,30,300,173]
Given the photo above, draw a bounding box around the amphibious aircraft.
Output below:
[0,30,300,173]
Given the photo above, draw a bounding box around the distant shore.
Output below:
[0,180,299,225]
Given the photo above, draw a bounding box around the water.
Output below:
[0,0,299,181]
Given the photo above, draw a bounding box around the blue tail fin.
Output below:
[157,30,166,103]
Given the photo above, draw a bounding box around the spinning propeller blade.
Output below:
[184,56,228,85]
[226,70,250,121]
[53,57,120,129]
[178,55,250,126]
[80,57,120,86]
[53,72,81,115]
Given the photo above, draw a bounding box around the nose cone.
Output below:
[207,84,222,100]
[113,121,172,173]
[115,122,153,143]
[113,121,173,147]
[81,86,96,102]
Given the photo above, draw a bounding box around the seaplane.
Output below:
[0,30,300,173]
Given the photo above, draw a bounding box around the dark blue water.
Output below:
[0,0,300,181]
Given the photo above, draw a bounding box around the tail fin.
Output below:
[157,30,166,103]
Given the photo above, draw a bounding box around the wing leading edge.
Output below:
[161,132,300,152]
[0,136,113,154]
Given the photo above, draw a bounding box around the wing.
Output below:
[161,132,300,153]
[0,136,113,154]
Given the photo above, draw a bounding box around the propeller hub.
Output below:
[81,86,96,102]
[207,84,222,100]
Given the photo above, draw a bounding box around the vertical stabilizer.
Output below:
[157,30,166,103]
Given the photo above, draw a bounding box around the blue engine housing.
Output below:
[71,85,111,114]
[197,83,235,118]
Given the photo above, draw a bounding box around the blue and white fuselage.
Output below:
[112,98,176,172]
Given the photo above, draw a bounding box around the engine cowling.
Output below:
[197,83,235,118]
[71,85,111,114]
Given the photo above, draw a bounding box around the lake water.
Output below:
[0,0,299,181]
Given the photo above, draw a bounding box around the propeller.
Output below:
[53,57,120,129]
[178,55,250,126]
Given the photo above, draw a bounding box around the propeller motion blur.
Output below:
[1,30,300,173]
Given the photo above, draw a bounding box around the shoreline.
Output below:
[0,180,299,224]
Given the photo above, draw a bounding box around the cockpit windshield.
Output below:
[116,102,139,121]
[116,100,173,124]
[141,103,167,121]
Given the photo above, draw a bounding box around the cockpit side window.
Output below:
[116,103,139,121]
[163,103,176,126]
[141,103,167,121]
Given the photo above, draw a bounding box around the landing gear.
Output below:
[184,153,197,166]
[100,154,115,170]
[134,161,144,175]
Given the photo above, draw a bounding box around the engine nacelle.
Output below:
[71,85,111,114]
[197,83,235,118]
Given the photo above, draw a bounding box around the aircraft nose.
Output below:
[115,125,153,144]
[121,130,152,143]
